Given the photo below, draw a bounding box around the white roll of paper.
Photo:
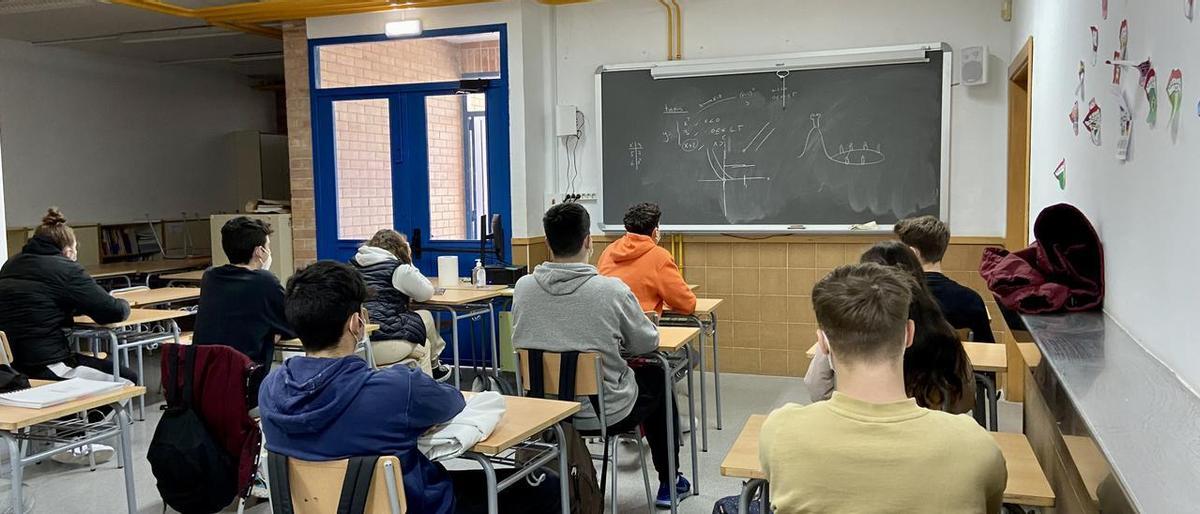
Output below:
[437,255,460,288]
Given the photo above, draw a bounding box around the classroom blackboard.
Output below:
[599,48,948,230]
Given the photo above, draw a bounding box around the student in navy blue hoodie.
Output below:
[259,261,560,514]
[259,261,465,513]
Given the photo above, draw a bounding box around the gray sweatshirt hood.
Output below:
[532,262,597,296]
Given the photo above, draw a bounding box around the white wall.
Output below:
[0,38,274,227]
[1012,1,1200,389]
[552,0,1013,236]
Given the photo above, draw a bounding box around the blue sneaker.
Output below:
[654,474,692,509]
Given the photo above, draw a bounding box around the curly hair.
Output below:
[366,229,412,265]
[622,203,662,236]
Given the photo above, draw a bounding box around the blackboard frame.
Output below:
[594,42,953,234]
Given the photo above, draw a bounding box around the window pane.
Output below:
[317,32,501,89]
[426,95,488,241]
[333,98,393,240]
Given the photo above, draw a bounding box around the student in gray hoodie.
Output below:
[512,202,692,507]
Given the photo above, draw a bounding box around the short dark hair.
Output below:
[894,216,950,264]
[284,261,368,352]
[543,202,590,258]
[811,263,914,364]
[221,217,273,265]
[623,203,662,236]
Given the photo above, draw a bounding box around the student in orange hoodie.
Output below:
[599,202,697,316]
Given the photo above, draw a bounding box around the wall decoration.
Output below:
[1102,0,1108,19]
[1188,0,1195,20]
[1070,101,1080,135]
[1077,61,1086,99]
[1085,97,1102,145]
[1054,159,1067,190]
[1112,52,1123,84]
[1137,60,1158,126]
[1112,20,1129,85]
[1115,89,1133,161]
[1168,69,1183,123]
[1090,27,1100,65]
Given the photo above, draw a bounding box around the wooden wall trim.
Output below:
[588,233,1004,245]
[511,235,545,245]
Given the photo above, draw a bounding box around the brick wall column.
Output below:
[283,21,317,269]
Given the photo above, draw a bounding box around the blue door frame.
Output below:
[308,24,512,276]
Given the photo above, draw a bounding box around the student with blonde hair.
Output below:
[350,229,447,378]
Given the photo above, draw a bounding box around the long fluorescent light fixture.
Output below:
[649,46,932,79]
[385,19,423,38]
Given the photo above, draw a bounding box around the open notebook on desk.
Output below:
[0,378,125,409]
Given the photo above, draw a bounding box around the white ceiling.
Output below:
[0,0,283,80]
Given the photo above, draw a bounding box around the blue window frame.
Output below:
[308,25,511,275]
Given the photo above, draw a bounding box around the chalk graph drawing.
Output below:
[697,136,770,217]
[797,113,886,166]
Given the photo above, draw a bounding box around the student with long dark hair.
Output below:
[805,241,975,414]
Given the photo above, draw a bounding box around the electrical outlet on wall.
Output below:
[545,192,599,212]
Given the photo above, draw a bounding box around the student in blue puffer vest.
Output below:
[350,229,448,379]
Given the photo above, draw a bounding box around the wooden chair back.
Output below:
[283,455,406,514]
[516,350,602,397]
[0,331,12,366]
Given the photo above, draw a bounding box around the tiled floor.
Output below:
[0,370,1021,513]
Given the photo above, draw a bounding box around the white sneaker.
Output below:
[50,444,114,466]
[250,473,270,499]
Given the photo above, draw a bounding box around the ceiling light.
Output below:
[385,19,422,38]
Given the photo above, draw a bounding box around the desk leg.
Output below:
[117,402,137,514]
[4,432,23,514]
[463,454,500,514]
[107,332,121,384]
[976,372,999,432]
[710,312,723,430]
[553,423,570,514]
[689,315,709,452]
[684,345,699,494]
[654,354,678,514]
[450,309,461,389]
[488,303,500,379]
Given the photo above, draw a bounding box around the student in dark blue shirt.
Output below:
[894,216,996,343]
[193,217,294,367]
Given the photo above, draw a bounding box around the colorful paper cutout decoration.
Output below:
[1114,89,1132,161]
[1084,98,1102,146]
[1090,27,1099,65]
[1112,52,1123,84]
[1070,101,1080,135]
[1137,61,1158,126]
[1102,0,1108,19]
[1119,20,1129,57]
[1054,159,1066,190]
[1168,69,1183,123]
[1077,61,1086,99]
[1188,0,1195,20]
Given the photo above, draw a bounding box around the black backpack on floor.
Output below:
[148,344,238,514]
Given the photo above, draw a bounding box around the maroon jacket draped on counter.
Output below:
[980,203,1104,313]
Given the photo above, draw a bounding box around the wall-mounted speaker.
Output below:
[961,46,989,86]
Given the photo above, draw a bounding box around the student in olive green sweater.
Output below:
[760,263,1006,513]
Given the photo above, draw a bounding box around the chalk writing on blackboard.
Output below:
[796,114,885,166]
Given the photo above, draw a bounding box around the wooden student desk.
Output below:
[662,297,725,452]
[721,414,1055,510]
[161,269,206,284]
[414,288,507,389]
[803,341,1008,372]
[652,325,702,513]
[457,392,579,514]
[278,324,380,358]
[73,308,192,418]
[112,287,200,308]
[0,381,146,514]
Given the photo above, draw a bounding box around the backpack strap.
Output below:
[337,455,380,514]
[267,452,294,514]
[180,343,198,410]
[557,351,580,401]
[163,344,179,406]
[527,349,546,399]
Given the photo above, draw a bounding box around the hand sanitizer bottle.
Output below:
[472,259,486,288]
